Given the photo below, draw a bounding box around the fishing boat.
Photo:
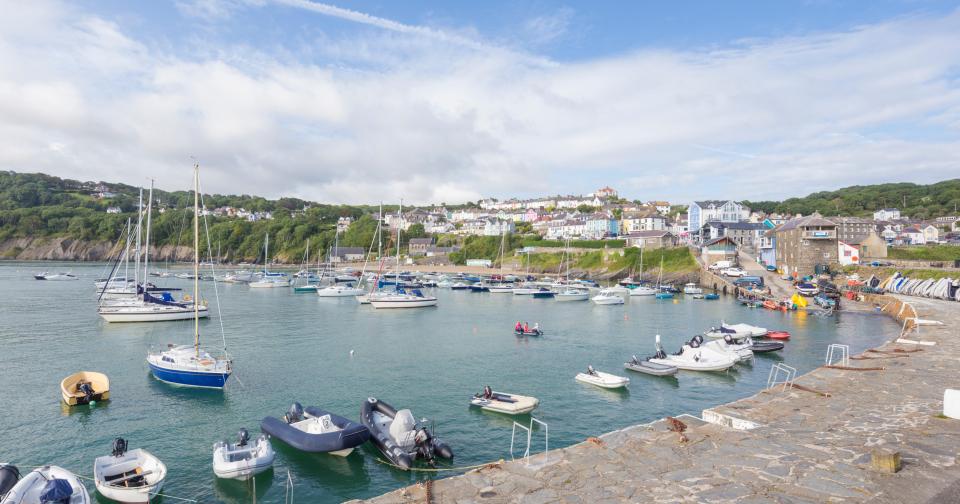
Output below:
[575,366,629,389]
[470,387,539,415]
[360,397,453,470]
[146,164,232,389]
[60,371,110,406]
[212,428,275,480]
[591,289,624,305]
[34,272,78,281]
[648,335,737,372]
[260,403,370,456]
[623,353,678,377]
[93,438,166,503]
[1,465,89,504]
[683,283,703,295]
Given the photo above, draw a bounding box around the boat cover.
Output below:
[260,406,369,453]
[39,478,73,503]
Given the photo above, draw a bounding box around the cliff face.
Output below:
[0,237,196,262]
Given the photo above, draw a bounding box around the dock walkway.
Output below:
[350,295,960,503]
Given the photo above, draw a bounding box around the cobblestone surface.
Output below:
[349,295,960,503]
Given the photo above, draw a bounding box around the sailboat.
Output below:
[556,239,589,301]
[249,233,290,288]
[489,230,514,293]
[316,231,364,297]
[369,201,438,309]
[146,164,232,389]
[629,246,657,296]
[98,182,209,322]
[654,254,674,299]
[292,239,319,293]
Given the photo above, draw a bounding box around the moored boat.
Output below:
[360,397,453,470]
[765,330,791,340]
[1,465,89,504]
[648,336,737,372]
[260,403,369,456]
[212,428,275,480]
[575,366,629,389]
[93,439,166,503]
[591,289,624,305]
[683,283,703,295]
[60,371,110,406]
[623,354,678,377]
[470,387,539,415]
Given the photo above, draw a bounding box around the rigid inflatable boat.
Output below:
[470,387,539,415]
[261,403,369,456]
[575,366,629,389]
[624,354,678,377]
[212,428,275,480]
[360,397,453,470]
[750,340,785,353]
[1,465,89,504]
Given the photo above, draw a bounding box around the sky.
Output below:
[1,0,959,205]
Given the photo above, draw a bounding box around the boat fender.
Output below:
[112,437,128,457]
[237,428,250,447]
[0,464,20,496]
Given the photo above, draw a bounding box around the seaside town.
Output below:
[4,2,960,504]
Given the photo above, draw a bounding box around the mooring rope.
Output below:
[373,457,502,473]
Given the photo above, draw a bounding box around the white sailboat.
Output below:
[370,200,437,309]
[249,233,290,288]
[146,163,232,388]
[489,231,514,293]
[629,246,657,296]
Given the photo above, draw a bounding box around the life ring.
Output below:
[183,294,192,302]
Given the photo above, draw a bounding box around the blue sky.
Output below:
[2,0,959,204]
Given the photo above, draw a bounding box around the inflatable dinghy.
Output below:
[750,340,784,353]
[360,397,453,470]
[212,428,275,480]
[2,465,89,504]
[261,403,369,456]
[624,354,678,377]
[575,366,629,389]
[470,388,539,415]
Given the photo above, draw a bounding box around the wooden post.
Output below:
[870,449,901,473]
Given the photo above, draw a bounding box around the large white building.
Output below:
[873,208,901,221]
[687,200,749,241]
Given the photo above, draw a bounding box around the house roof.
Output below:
[774,214,837,232]
[694,200,733,208]
[703,236,736,246]
[408,238,433,245]
[702,221,765,231]
[624,230,673,238]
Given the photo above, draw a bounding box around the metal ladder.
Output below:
[510,417,549,465]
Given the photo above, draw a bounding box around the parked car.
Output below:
[709,260,733,271]
[734,276,764,287]
[721,267,746,277]
[765,265,777,272]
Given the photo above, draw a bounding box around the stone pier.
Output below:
[349,295,960,503]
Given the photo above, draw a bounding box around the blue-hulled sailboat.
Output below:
[147,163,232,389]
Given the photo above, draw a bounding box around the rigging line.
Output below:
[197,180,229,358]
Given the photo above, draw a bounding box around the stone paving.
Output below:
[349,295,960,503]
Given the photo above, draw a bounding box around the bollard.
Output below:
[870,449,901,473]
[945,389,960,420]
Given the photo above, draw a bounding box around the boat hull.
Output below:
[99,307,208,323]
[61,371,111,406]
[575,372,629,389]
[370,298,438,308]
[148,362,229,389]
[260,407,370,455]
[624,361,678,376]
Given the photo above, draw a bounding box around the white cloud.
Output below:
[0,1,958,205]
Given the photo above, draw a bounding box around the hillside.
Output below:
[744,179,960,219]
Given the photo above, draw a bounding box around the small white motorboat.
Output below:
[721,321,768,337]
[470,387,539,415]
[683,283,703,295]
[604,285,631,295]
[212,429,275,480]
[591,289,625,305]
[623,353,678,377]
[555,287,589,301]
[60,371,110,406]
[648,335,737,372]
[34,272,79,281]
[694,335,753,362]
[1,465,90,503]
[316,284,364,297]
[575,366,629,389]
[629,285,657,296]
[93,439,166,503]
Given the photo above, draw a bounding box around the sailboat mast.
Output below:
[124,218,131,283]
[193,164,200,355]
[395,200,402,282]
[264,234,269,274]
[378,202,383,259]
[134,188,143,287]
[143,180,153,282]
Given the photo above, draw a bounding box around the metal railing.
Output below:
[825,344,850,367]
[510,417,549,465]
[766,363,797,392]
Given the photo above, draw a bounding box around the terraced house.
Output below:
[772,214,839,278]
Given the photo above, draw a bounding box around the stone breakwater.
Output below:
[349,295,960,503]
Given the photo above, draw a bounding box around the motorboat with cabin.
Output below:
[260,403,370,456]
[591,289,624,305]
[360,397,453,470]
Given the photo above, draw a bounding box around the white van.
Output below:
[709,260,733,271]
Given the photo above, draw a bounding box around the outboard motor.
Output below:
[689,338,700,349]
[0,464,21,497]
[237,428,250,447]
[587,365,596,375]
[112,437,128,457]
[692,334,704,345]
[78,381,94,402]
[285,402,304,424]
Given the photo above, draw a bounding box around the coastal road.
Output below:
[737,250,795,299]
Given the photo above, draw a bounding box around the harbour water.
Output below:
[0,262,899,503]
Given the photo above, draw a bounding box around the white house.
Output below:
[484,218,515,236]
[873,208,901,221]
[922,224,940,244]
[687,200,749,241]
[900,226,925,245]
